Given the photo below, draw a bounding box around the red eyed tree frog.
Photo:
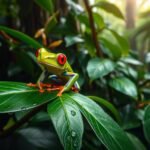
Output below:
[33,48,80,96]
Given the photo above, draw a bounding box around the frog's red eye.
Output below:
[57,53,67,65]
[35,49,40,57]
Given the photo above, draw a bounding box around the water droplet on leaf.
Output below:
[73,142,77,147]
[21,107,27,111]
[71,110,76,116]
[71,131,76,137]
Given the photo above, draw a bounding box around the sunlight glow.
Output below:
[136,0,150,9]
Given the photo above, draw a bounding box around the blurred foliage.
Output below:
[0,0,150,149]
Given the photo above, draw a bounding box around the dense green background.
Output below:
[0,0,150,149]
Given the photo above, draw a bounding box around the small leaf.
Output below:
[143,105,150,143]
[88,96,121,123]
[65,0,84,15]
[0,26,42,49]
[87,57,115,80]
[35,0,54,14]
[93,13,105,29]
[126,133,146,150]
[47,95,83,150]
[66,93,135,150]
[117,61,138,79]
[0,82,57,113]
[65,35,84,47]
[120,57,143,66]
[92,1,124,20]
[109,77,137,98]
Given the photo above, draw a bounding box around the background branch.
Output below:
[83,0,103,57]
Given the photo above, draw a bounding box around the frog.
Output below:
[28,48,80,96]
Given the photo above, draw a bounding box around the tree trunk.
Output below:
[125,0,136,29]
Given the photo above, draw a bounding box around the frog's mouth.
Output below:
[38,61,64,70]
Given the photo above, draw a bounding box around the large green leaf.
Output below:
[47,95,83,150]
[87,57,115,80]
[100,37,122,59]
[108,29,129,56]
[92,1,124,20]
[0,26,42,49]
[35,0,54,14]
[143,105,150,143]
[109,77,137,99]
[64,93,135,150]
[126,133,146,150]
[0,82,57,113]
[88,96,121,123]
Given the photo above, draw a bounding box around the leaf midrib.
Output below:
[66,94,123,150]
[59,97,73,149]
[0,89,38,96]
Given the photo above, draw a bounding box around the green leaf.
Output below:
[35,0,54,14]
[0,26,42,49]
[47,95,83,150]
[120,57,143,66]
[93,12,105,29]
[116,61,138,79]
[65,93,135,150]
[126,133,146,150]
[108,29,129,56]
[87,57,115,80]
[88,96,121,123]
[0,82,57,113]
[92,1,124,20]
[100,29,129,57]
[100,37,122,59]
[65,0,84,15]
[65,35,84,47]
[143,105,150,143]
[109,77,137,99]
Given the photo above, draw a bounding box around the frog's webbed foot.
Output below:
[27,83,37,87]
[71,86,79,93]
[27,82,53,93]
[57,87,64,97]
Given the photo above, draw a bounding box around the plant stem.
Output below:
[83,0,103,57]
[0,102,48,138]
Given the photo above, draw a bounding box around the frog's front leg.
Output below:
[27,70,48,93]
[57,72,80,96]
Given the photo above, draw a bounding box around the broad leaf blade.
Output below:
[87,57,115,80]
[0,82,57,113]
[100,37,122,59]
[108,29,129,56]
[65,93,135,150]
[127,133,146,150]
[109,77,138,99]
[47,95,83,150]
[88,96,121,123]
[143,105,150,143]
[93,1,124,20]
[0,26,42,49]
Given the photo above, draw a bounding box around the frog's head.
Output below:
[35,48,67,69]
